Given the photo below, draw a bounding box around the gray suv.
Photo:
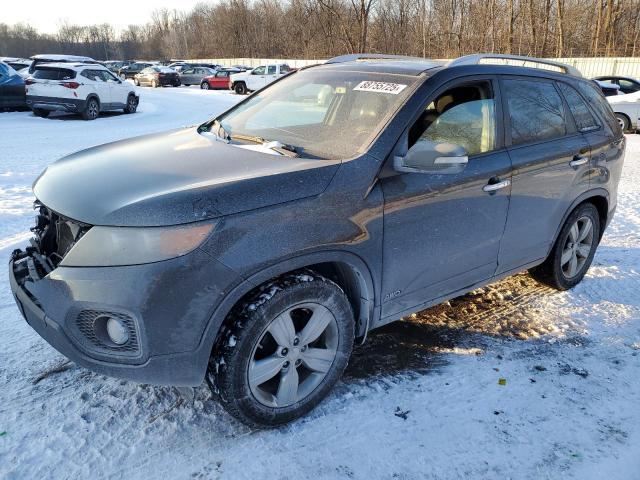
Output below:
[9,54,625,427]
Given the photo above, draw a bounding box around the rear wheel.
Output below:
[615,113,630,132]
[234,82,247,95]
[81,98,100,120]
[530,203,600,290]
[134,78,140,86]
[152,79,159,88]
[201,82,210,90]
[119,73,126,81]
[32,108,50,118]
[123,94,138,114]
[208,271,355,428]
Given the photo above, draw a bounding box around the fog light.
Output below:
[106,317,129,345]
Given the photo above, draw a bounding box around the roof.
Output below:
[594,75,640,82]
[30,54,96,61]
[321,53,582,78]
[34,62,108,70]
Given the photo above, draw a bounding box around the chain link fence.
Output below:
[188,56,640,78]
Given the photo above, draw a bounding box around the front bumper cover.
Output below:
[8,247,241,386]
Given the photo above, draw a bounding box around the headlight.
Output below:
[60,222,214,267]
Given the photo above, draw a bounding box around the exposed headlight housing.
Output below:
[60,222,214,267]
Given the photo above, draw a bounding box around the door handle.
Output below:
[483,179,511,193]
[569,155,589,168]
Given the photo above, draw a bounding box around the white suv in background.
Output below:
[230,64,293,94]
[26,63,139,120]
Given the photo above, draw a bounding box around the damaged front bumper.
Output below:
[9,242,240,387]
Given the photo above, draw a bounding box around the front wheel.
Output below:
[119,73,126,81]
[208,271,355,428]
[81,98,100,120]
[530,203,600,290]
[134,78,140,86]
[152,79,159,88]
[234,82,247,95]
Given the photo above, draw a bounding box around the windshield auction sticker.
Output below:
[354,81,407,94]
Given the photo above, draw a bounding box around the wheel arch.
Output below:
[550,189,610,251]
[85,93,100,107]
[614,111,631,130]
[193,250,377,381]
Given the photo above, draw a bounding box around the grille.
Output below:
[75,310,140,355]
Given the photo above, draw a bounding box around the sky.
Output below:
[2,0,204,33]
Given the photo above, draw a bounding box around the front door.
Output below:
[248,66,267,90]
[380,77,512,319]
[496,76,591,274]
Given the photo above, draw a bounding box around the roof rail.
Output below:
[447,54,582,77]
[326,53,437,64]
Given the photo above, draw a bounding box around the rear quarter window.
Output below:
[556,82,600,132]
[33,68,76,80]
[575,81,621,135]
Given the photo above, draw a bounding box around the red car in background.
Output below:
[200,69,242,90]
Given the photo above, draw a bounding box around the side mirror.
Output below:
[394,140,468,174]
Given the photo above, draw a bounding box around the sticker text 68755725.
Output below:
[353,81,408,94]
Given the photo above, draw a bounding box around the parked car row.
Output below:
[592,75,640,132]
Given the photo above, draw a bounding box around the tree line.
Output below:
[1,0,639,61]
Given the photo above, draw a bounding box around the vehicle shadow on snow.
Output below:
[34,111,129,121]
[27,273,578,433]
[345,272,575,381]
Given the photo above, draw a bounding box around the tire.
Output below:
[123,94,138,114]
[119,73,126,81]
[234,82,247,95]
[615,113,630,132]
[81,98,100,120]
[530,203,600,290]
[152,79,159,88]
[32,108,50,118]
[134,78,140,86]
[201,82,210,90]
[208,271,355,428]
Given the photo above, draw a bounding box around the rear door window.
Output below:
[503,78,566,145]
[556,82,599,132]
[33,68,76,80]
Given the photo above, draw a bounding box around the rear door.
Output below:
[497,76,590,274]
[102,69,127,104]
[86,69,111,104]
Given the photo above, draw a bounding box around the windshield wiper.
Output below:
[269,143,299,157]
[229,133,299,157]
[229,132,266,144]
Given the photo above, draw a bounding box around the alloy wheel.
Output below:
[248,302,339,408]
[87,100,99,119]
[561,216,594,278]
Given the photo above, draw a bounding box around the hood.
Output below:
[33,128,340,227]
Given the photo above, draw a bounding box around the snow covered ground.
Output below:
[0,86,639,479]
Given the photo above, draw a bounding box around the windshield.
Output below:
[201,68,417,159]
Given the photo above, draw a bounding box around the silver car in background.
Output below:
[179,67,216,86]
